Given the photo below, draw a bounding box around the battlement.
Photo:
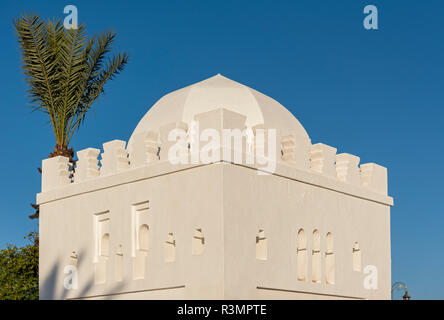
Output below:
[38,76,392,300]
[40,108,388,199]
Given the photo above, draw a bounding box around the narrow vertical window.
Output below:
[115,245,123,282]
[100,233,110,257]
[164,233,176,262]
[353,242,361,272]
[192,228,205,255]
[131,202,150,280]
[325,232,335,284]
[94,211,110,284]
[297,229,307,281]
[138,224,149,252]
[256,229,267,260]
[312,230,321,283]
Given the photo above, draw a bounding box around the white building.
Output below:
[38,75,393,300]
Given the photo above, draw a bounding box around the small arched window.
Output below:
[312,230,321,283]
[138,224,149,252]
[325,232,335,284]
[192,228,205,255]
[256,229,267,260]
[297,229,307,281]
[100,233,110,257]
[353,242,361,272]
[133,225,149,280]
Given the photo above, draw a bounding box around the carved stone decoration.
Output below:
[129,131,159,168]
[159,122,188,163]
[75,148,100,182]
[281,135,296,163]
[360,163,388,195]
[41,156,71,191]
[336,153,361,186]
[310,143,337,178]
[101,140,129,176]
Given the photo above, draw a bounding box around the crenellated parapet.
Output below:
[39,108,389,197]
[41,156,71,192]
[335,153,361,186]
[129,131,159,168]
[280,134,310,170]
[159,122,188,164]
[310,143,337,178]
[281,135,297,163]
[360,163,387,195]
[75,148,100,182]
[307,146,388,195]
[252,124,267,161]
[101,140,130,176]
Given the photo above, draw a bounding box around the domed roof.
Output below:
[128,74,310,149]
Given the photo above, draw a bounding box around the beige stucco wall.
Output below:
[222,163,391,300]
[39,161,391,300]
[39,164,225,300]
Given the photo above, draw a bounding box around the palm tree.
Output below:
[14,13,129,160]
[14,13,129,220]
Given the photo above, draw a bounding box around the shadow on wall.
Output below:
[40,248,124,300]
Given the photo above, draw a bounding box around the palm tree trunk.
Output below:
[49,144,74,161]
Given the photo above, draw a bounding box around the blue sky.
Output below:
[0,0,443,299]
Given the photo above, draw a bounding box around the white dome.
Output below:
[128,74,310,148]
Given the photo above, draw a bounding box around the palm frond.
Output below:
[66,51,128,145]
[14,13,128,155]
[14,14,59,135]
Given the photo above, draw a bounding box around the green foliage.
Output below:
[0,233,39,300]
[13,13,128,155]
